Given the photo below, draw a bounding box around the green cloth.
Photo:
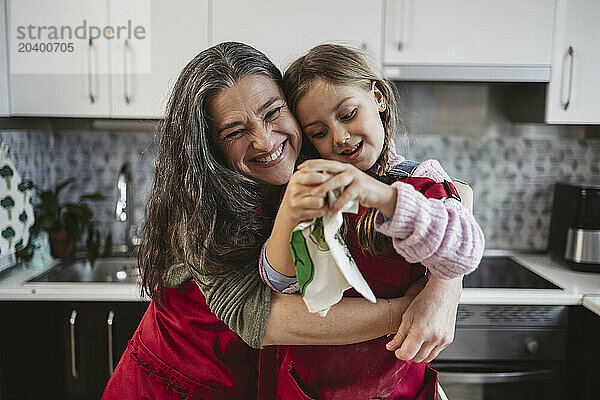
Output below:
[162,263,271,350]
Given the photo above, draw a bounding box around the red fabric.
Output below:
[102,283,260,400]
[272,176,446,400]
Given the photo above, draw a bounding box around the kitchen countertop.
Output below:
[1,253,600,317]
[0,261,147,302]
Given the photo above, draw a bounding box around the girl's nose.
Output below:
[333,128,351,147]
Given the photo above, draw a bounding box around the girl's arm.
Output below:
[298,159,485,279]
[373,159,484,278]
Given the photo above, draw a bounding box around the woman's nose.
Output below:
[250,127,276,151]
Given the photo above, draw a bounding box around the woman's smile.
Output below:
[252,138,288,166]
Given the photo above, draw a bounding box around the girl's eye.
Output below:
[265,105,283,122]
[311,129,327,139]
[340,108,356,121]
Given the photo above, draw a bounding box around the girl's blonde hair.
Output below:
[283,44,406,256]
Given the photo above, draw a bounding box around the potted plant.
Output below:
[29,178,105,263]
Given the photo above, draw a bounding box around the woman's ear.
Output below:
[371,81,386,112]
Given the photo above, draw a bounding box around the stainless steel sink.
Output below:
[27,256,140,283]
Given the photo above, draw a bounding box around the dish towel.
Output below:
[290,196,376,317]
[0,145,34,272]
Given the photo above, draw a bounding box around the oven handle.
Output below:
[436,365,554,384]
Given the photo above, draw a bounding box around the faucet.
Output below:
[115,163,138,255]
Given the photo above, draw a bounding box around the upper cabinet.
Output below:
[0,0,10,116]
[109,0,209,118]
[8,0,208,118]
[383,0,556,81]
[212,0,383,70]
[8,0,111,117]
[545,0,600,124]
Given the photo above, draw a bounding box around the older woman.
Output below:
[102,42,462,400]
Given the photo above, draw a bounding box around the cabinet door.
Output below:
[95,302,148,395]
[7,0,110,117]
[212,0,383,70]
[545,0,600,124]
[109,0,209,118]
[0,302,65,400]
[61,302,149,400]
[383,0,555,81]
[0,0,9,116]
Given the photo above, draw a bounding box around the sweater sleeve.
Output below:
[374,159,485,278]
[189,265,272,349]
[258,240,301,294]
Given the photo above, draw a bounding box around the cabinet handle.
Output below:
[560,46,574,111]
[123,40,132,104]
[397,0,409,51]
[87,38,96,104]
[107,310,115,375]
[69,310,78,379]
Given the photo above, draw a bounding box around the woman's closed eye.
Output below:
[264,105,284,123]
[224,128,246,140]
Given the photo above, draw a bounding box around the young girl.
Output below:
[259,44,485,399]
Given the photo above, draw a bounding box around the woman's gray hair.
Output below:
[140,42,282,304]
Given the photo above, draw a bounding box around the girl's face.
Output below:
[208,74,302,186]
[295,79,386,171]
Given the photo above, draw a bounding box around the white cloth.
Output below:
[291,197,376,317]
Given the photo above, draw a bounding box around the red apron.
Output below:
[102,282,260,400]
[272,177,456,400]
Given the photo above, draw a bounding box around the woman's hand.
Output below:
[298,159,397,218]
[386,276,463,363]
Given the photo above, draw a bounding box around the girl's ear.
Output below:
[371,81,386,112]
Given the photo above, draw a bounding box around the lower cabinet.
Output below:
[0,301,149,400]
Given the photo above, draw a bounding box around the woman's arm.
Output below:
[386,275,463,362]
[191,266,422,349]
[263,291,411,346]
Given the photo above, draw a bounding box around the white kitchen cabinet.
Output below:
[545,0,600,124]
[8,0,209,118]
[8,0,111,117]
[109,0,209,118]
[212,0,383,70]
[383,0,556,82]
[0,0,10,116]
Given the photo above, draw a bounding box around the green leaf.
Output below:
[54,178,75,195]
[80,193,105,202]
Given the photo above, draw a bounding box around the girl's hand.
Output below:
[278,168,330,228]
[298,159,397,218]
[386,276,462,363]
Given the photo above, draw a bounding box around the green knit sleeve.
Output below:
[189,266,272,349]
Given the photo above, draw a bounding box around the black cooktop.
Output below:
[464,256,560,289]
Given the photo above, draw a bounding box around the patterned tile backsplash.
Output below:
[1,127,599,251]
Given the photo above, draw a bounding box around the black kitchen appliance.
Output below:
[548,182,600,272]
[432,255,567,400]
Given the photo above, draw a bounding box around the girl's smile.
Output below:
[295,79,386,171]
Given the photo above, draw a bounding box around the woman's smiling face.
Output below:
[208,74,302,186]
[295,79,386,171]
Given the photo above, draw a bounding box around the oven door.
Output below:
[431,361,563,400]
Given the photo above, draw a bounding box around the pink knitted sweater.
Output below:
[373,156,485,279]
